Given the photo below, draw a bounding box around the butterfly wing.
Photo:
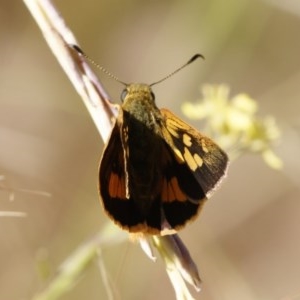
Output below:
[159,109,229,229]
[99,120,148,232]
[160,108,228,196]
[99,109,228,234]
[159,144,207,230]
[99,118,163,234]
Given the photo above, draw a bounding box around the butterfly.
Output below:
[99,82,228,235]
[71,46,228,235]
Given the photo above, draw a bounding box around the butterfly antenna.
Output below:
[71,45,127,85]
[150,53,204,87]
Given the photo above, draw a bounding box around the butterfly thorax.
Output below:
[119,84,164,216]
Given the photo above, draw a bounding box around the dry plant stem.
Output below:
[97,249,119,300]
[24,1,199,300]
[0,211,27,217]
[23,0,117,143]
[23,0,120,299]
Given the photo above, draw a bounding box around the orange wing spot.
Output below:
[173,147,185,163]
[117,175,124,199]
[108,173,126,199]
[183,133,192,147]
[108,173,118,198]
[165,119,180,138]
[184,147,198,171]
[193,153,203,167]
[201,139,209,153]
[170,177,186,201]
[162,177,187,202]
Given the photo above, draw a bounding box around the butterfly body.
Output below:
[99,83,228,235]
[121,84,164,218]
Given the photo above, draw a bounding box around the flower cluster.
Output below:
[182,84,282,169]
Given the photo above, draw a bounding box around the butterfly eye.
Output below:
[150,91,155,100]
[121,89,128,102]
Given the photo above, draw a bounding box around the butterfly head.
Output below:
[121,83,155,104]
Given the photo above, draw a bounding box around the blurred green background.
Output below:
[1,0,300,299]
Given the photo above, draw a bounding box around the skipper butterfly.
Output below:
[73,46,229,235]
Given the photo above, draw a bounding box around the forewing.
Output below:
[160,108,229,198]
